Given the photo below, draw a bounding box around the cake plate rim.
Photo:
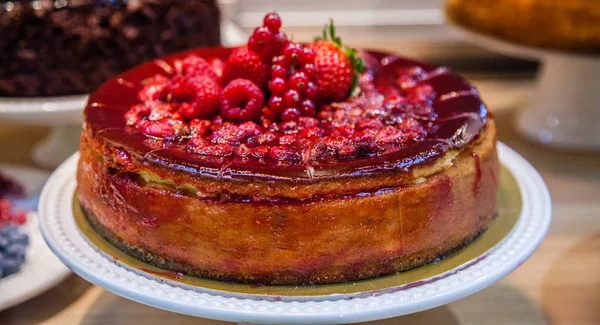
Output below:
[37,142,552,324]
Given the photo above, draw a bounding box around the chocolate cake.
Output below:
[0,0,220,97]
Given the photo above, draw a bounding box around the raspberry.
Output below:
[180,55,219,81]
[269,146,302,163]
[221,48,269,89]
[257,132,278,145]
[220,79,265,122]
[298,126,324,139]
[375,126,404,144]
[207,57,225,79]
[146,102,178,121]
[251,146,270,158]
[192,143,233,157]
[124,104,151,127]
[263,12,282,32]
[278,134,296,146]
[138,75,170,102]
[141,118,188,139]
[175,76,221,120]
[189,119,212,137]
[298,117,319,127]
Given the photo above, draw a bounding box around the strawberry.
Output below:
[221,47,269,90]
[309,21,365,104]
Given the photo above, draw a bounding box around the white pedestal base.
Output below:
[32,125,81,169]
[515,56,600,150]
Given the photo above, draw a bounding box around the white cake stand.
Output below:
[38,143,551,324]
[0,95,88,169]
[450,23,600,151]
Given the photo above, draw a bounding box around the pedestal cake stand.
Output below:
[450,23,600,151]
[38,143,551,324]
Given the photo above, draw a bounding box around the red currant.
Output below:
[301,63,317,79]
[272,31,289,55]
[253,26,274,45]
[288,72,308,91]
[300,47,315,64]
[283,43,301,65]
[303,81,318,100]
[269,77,287,95]
[268,96,284,113]
[283,89,301,107]
[299,99,316,117]
[263,12,282,32]
[281,108,301,122]
[271,64,288,79]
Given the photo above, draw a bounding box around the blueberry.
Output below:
[0,258,21,277]
[0,224,17,236]
[6,231,28,246]
[0,236,8,250]
[5,244,26,261]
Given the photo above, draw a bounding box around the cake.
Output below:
[0,0,220,97]
[76,13,499,285]
[446,0,600,54]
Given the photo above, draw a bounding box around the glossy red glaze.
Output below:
[85,47,487,180]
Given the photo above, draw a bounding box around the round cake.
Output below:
[77,13,499,285]
[446,0,600,54]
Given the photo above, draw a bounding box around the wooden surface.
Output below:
[0,69,599,324]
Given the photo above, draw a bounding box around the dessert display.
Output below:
[77,13,500,285]
[0,172,29,278]
[446,0,600,54]
[0,0,221,97]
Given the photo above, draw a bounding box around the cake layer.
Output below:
[76,120,499,285]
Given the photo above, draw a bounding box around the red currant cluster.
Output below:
[247,12,287,61]
[266,45,318,122]
[246,12,318,123]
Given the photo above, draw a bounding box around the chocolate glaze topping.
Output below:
[85,47,487,181]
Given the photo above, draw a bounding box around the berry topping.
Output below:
[263,12,282,32]
[174,76,221,119]
[221,48,269,89]
[220,79,265,122]
[310,20,365,104]
[283,89,301,107]
[281,107,301,122]
[122,12,445,166]
[268,77,288,95]
[179,55,219,81]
